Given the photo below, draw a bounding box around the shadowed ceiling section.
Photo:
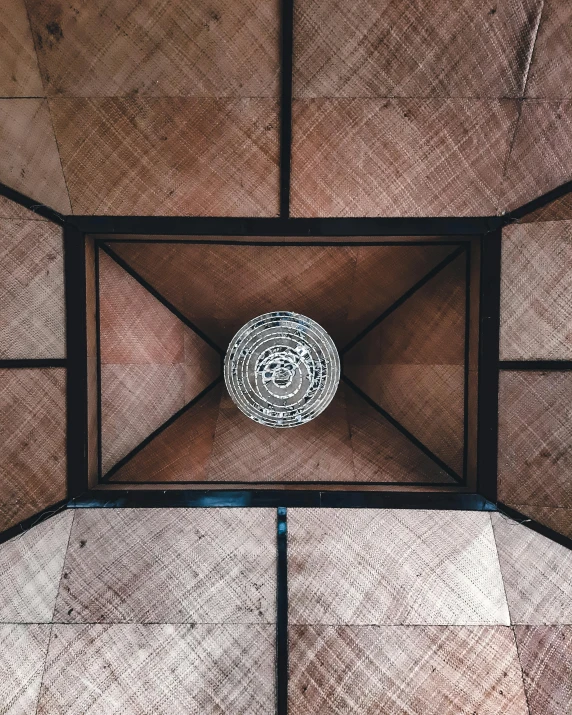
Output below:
[103,240,465,484]
[98,248,220,477]
[345,250,467,476]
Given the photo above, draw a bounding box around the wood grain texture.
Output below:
[0,99,71,215]
[49,97,279,216]
[498,371,572,517]
[53,508,276,623]
[0,219,65,359]
[0,369,67,533]
[502,100,572,212]
[491,512,572,624]
[291,98,518,217]
[0,625,51,714]
[345,388,455,484]
[27,0,279,97]
[500,221,572,360]
[207,388,355,482]
[99,249,220,475]
[109,242,458,348]
[525,0,572,99]
[37,623,275,715]
[515,626,572,715]
[289,626,528,715]
[293,0,541,99]
[0,511,72,622]
[346,254,466,475]
[110,385,221,483]
[0,0,43,96]
[288,510,509,625]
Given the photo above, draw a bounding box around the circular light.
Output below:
[224,311,340,428]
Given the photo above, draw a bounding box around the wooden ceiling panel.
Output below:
[0,0,43,96]
[27,0,279,97]
[498,371,572,512]
[110,385,222,484]
[99,249,220,476]
[346,253,467,475]
[0,99,71,215]
[108,242,462,349]
[49,97,279,216]
[0,368,66,532]
[293,0,541,99]
[291,99,518,217]
[206,388,355,482]
[525,0,572,99]
[0,219,65,359]
[501,100,572,212]
[346,389,455,484]
[500,221,572,360]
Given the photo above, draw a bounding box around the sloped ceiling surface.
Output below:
[0,0,570,215]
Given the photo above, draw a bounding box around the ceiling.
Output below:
[0,0,571,216]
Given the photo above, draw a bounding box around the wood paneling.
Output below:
[525,0,572,99]
[500,221,572,360]
[99,250,219,475]
[0,0,43,96]
[515,626,572,715]
[291,99,518,217]
[289,626,528,714]
[498,372,572,519]
[49,97,279,216]
[0,369,66,532]
[293,0,541,99]
[0,99,71,215]
[346,253,467,475]
[0,219,65,359]
[27,0,279,97]
[111,385,221,483]
[502,100,572,212]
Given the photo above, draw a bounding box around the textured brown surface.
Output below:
[500,221,572,360]
[526,0,572,98]
[289,625,528,715]
[345,388,455,484]
[515,626,572,715]
[99,249,219,475]
[288,510,509,625]
[109,241,458,348]
[522,191,572,222]
[293,0,541,98]
[27,0,279,97]
[346,254,466,475]
[291,99,518,217]
[53,508,276,623]
[0,369,67,533]
[207,389,355,482]
[507,505,572,540]
[0,511,73,622]
[111,385,221,483]
[491,512,572,624]
[0,219,65,359]
[502,100,572,212]
[49,97,279,216]
[37,623,275,715]
[498,372,572,511]
[0,99,71,215]
[101,364,186,475]
[0,624,51,714]
[0,0,43,96]
[0,194,48,220]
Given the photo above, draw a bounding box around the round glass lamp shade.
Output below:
[224,312,340,428]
